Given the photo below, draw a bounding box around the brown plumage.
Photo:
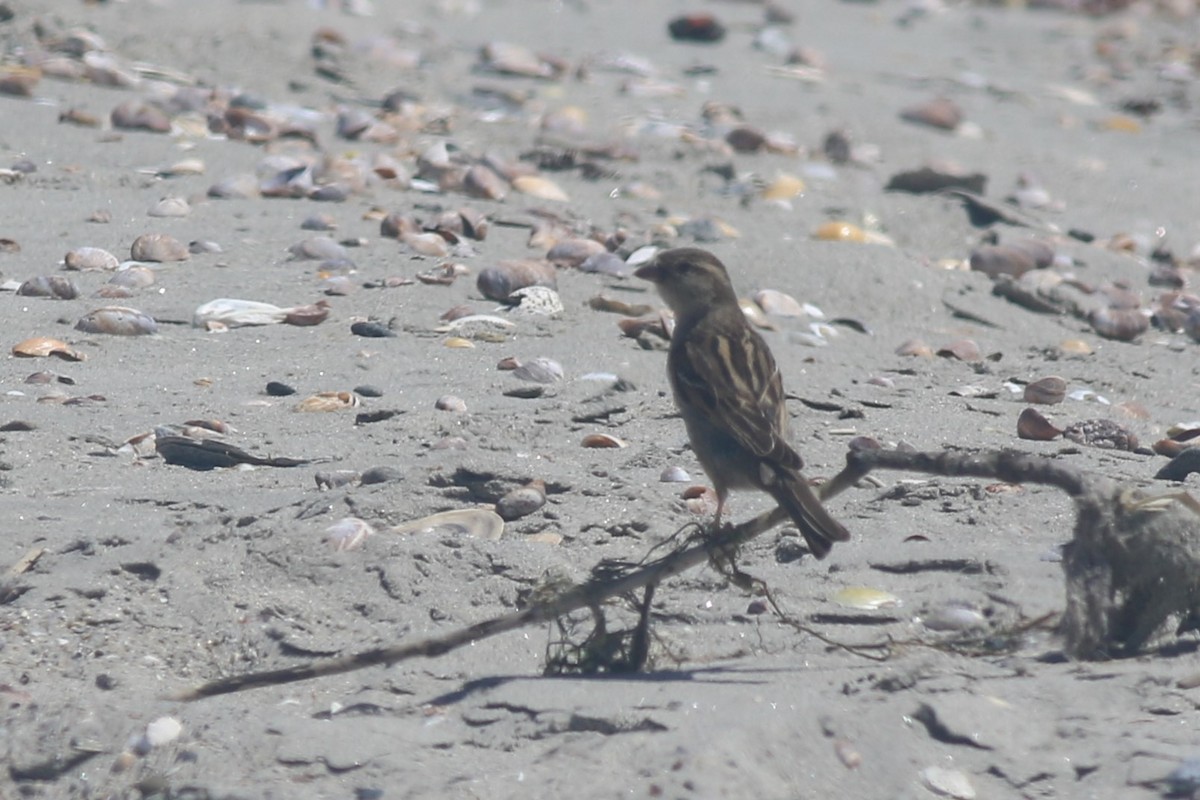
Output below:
[635,247,849,558]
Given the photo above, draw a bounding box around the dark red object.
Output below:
[667,14,726,43]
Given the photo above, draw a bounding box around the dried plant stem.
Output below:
[173,505,792,701]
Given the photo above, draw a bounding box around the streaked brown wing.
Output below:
[672,321,803,470]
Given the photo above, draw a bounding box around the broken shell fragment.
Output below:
[1023,376,1066,405]
[900,97,962,131]
[813,221,893,246]
[581,433,626,449]
[660,466,691,482]
[193,299,289,328]
[148,197,191,218]
[75,306,158,336]
[12,337,86,361]
[496,480,547,521]
[831,586,901,610]
[392,508,504,541]
[131,233,189,263]
[295,391,360,412]
[284,302,330,327]
[1062,418,1137,451]
[64,247,119,271]
[1017,407,1062,441]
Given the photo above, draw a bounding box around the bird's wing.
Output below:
[672,321,804,470]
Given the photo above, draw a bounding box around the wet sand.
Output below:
[2,0,1199,797]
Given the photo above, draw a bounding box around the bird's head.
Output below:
[634,248,739,319]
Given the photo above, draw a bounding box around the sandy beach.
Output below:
[2,0,1200,797]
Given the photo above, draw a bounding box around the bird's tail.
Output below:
[771,471,850,560]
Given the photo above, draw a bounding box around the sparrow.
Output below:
[635,247,849,559]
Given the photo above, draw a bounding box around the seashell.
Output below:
[660,466,691,482]
[288,236,347,262]
[402,232,450,258]
[350,321,396,338]
[1059,338,1092,356]
[761,173,805,201]
[147,197,190,218]
[194,299,289,328]
[18,275,79,299]
[189,240,223,255]
[1089,307,1147,342]
[884,166,986,195]
[111,101,171,133]
[12,337,86,361]
[683,485,719,516]
[444,337,475,349]
[919,604,987,632]
[75,306,158,336]
[1062,418,1137,451]
[507,286,564,316]
[813,221,893,246]
[479,42,564,80]
[511,174,569,202]
[379,211,419,239]
[301,213,337,232]
[0,67,40,98]
[437,314,517,334]
[512,357,564,383]
[207,174,261,199]
[157,158,205,178]
[667,13,726,42]
[325,517,375,551]
[436,395,467,412]
[920,766,975,800]
[935,339,982,362]
[284,302,330,327]
[372,152,410,184]
[309,184,349,203]
[739,298,775,330]
[726,125,767,153]
[143,717,183,749]
[581,433,626,449]
[895,339,933,358]
[496,480,547,521]
[831,586,901,610]
[1023,376,1066,405]
[579,252,632,278]
[131,233,189,263]
[546,238,605,268]
[477,259,557,301]
[295,391,360,412]
[753,289,806,317]
[900,97,962,131]
[1017,407,1062,441]
[64,247,119,271]
[393,508,504,541]
[462,164,509,200]
[315,470,360,490]
[260,164,314,198]
[320,274,354,296]
[969,245,1037,279]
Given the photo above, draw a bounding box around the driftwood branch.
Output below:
[829,446,1200,659]
[173,446,1200,701]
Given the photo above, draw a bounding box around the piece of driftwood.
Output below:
[830,446,1200,659]
[173,447,1200,701]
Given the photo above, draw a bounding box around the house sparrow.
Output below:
[635,247,849,559]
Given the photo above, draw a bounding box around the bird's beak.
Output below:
[633,262,661,283]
